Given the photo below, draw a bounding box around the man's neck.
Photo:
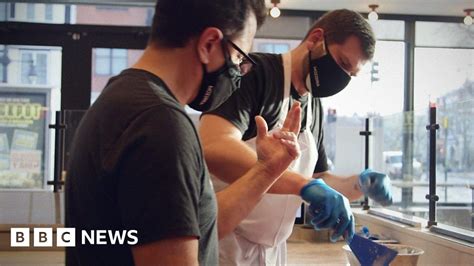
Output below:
[132,44,200,106]
[290,47,310,97]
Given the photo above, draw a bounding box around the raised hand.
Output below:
[255,102,301,178]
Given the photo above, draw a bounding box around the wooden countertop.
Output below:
[0,240,349,265]
[287,239,348,265]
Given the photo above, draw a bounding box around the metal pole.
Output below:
[425,105,439,227]
[48,110,66,192]
[360,118,371,210]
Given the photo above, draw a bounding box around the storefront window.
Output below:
[413,21,474,231]
[0,45,61,189]
[2,2,155,25]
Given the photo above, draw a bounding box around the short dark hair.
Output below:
[150,0,266,47]
[305,9,376,60]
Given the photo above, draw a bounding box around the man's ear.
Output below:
[304,28,324,51]
[196,27,224,64]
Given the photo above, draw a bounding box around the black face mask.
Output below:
[305,43,351,98]
[188,41,242,112]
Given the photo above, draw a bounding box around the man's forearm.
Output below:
[203,136,309,195]
[216,162,286,238]
[316,172,364,201]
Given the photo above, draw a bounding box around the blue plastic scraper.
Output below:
[349,234,398,266]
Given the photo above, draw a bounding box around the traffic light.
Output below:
[371,61,379,83]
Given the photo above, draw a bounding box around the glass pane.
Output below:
[322,41,405,117]
[323,111,365,180]
[20,52,32,84]
[4,2,154,25]
[436,99,473,231]
[369,19,405,41]
[111,49,128,75]
[19,50,50,85]
[74,4,154,26]
[416,21,474,48]
[414,47,474,111]
[26,3,35,20]
[91,48,142,105]
[45,4,53,21]
[95,58,110,76]
[371,109,429,217]
[6,3,62,23]
[10,3,15,19]
[0,44,61,189]
[252,38,301,53]
[0,3,6,21]
[256,43,274,53]
[274,44,290,54]
[36,53,48,85]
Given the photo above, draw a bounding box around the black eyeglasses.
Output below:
[224,38,256,76]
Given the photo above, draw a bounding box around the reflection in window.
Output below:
[20,52,47,85]
[94,48,127,76]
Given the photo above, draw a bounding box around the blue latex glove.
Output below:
[300,179,355,243]
[359,169,393,206]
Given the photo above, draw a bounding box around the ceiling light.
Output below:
[464,9,473,26]
[270,0,281,18]
[368,4,379,22]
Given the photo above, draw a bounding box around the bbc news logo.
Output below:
[11,228,138,247]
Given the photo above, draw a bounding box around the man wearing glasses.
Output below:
[200,9,394,265]
[66,0,302,265]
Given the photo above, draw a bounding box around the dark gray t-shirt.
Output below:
[205,53,328,173]
[66,69,218,265]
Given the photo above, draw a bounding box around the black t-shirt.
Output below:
[66,69,218,265]
[205,53,328,173]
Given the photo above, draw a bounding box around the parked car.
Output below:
[383,151,423,180]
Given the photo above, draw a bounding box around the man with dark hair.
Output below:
[66,0,302,265]
[200,9,393,265]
